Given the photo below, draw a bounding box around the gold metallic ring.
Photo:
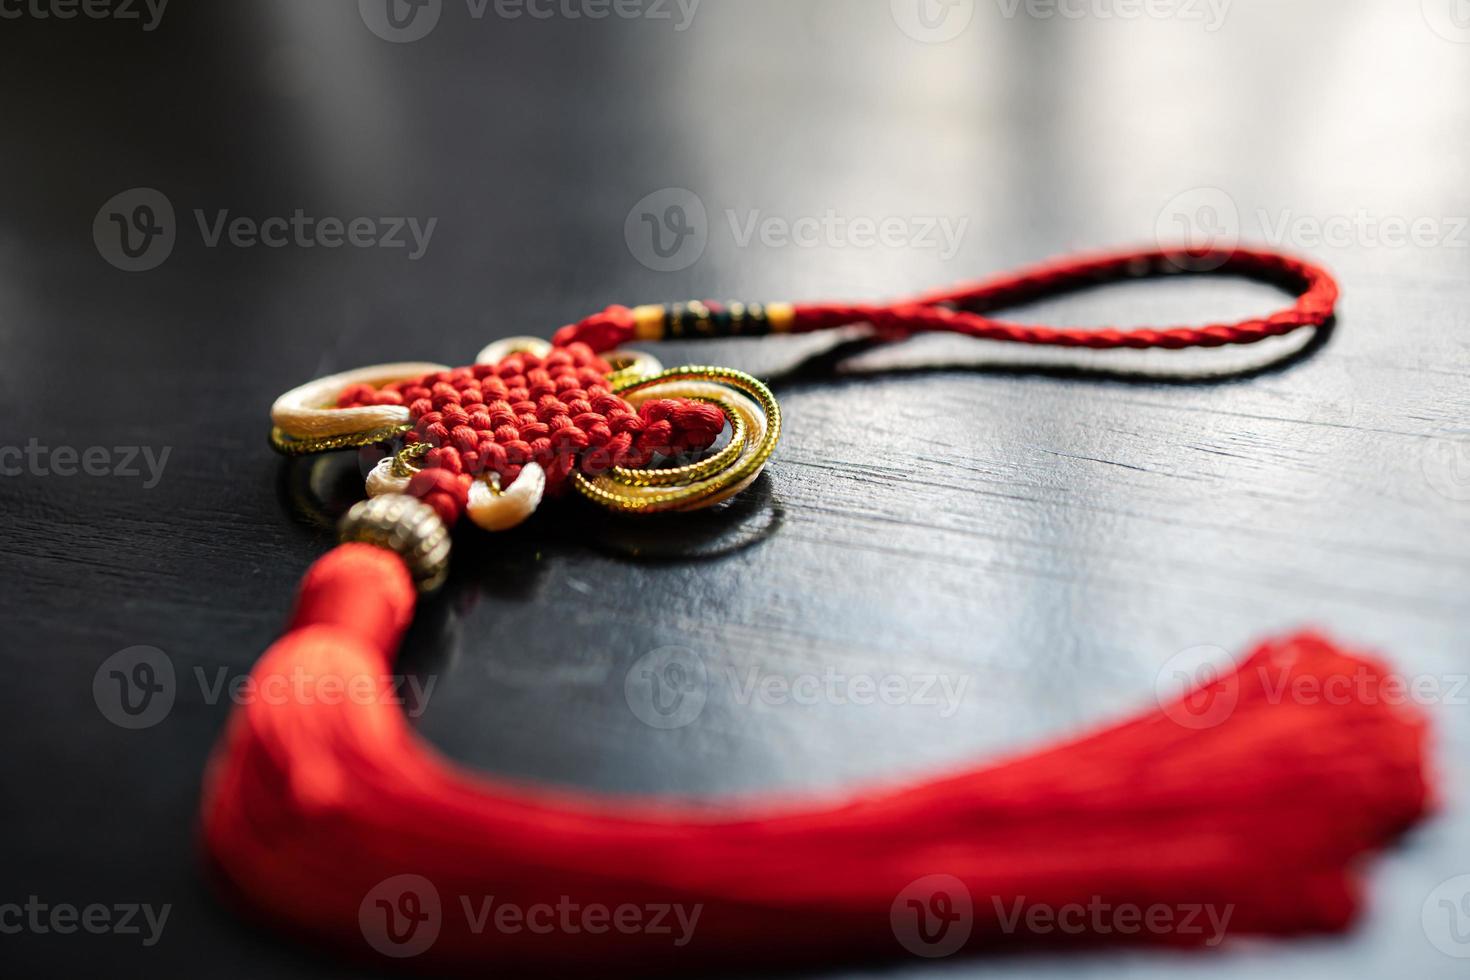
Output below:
[391,442,431,477]
[608,397,746,488]
[604,349,665,388]
[572,366,781,514]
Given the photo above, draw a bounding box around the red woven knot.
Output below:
[336,341,724,524]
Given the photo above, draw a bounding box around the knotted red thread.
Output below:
[553,245,1338,351]
[335,342,724,524]
[201,545,1429,973]
[205,245,1417,971]
[350,246,1338,525]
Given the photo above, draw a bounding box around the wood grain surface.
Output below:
[1,1,1467,977]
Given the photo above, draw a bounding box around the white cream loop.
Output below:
[475,337,553,366]
[271,362,449,440]
[365,456,413,498]
[466,462,547,531]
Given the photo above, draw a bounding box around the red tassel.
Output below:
[200,545,1430,971]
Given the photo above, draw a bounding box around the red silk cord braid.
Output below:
[202,546,1429,973]
[351,245,1338,524]
[553,245,1338,352]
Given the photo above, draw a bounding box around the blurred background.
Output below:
[1,0,1468,977]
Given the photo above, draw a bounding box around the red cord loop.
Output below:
[554,246,1338,352]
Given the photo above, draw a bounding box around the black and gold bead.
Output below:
[630,301,795,341]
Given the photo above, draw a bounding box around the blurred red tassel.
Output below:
[200,544,1431,973]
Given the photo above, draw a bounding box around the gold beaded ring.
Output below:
[607,397,747,488]
[572,365,782,514]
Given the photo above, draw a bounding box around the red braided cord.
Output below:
[552,246,1338,352]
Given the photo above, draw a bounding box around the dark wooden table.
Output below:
[3,1,1468,977]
